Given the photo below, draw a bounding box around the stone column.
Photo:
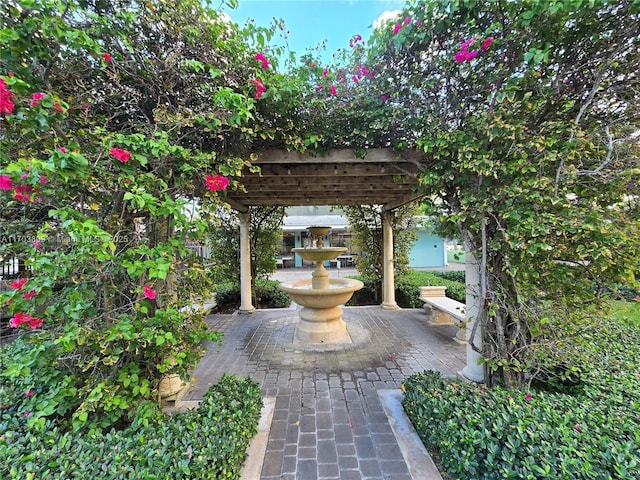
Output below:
[381,211,399,310]
[238,212,255,313]
[461,247,484,382]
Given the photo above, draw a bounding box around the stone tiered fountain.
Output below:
[279,226,363,344]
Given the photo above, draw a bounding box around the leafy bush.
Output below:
[0,313,218,432]
[402,316,640,479]
[346,270,466,307]
[0,374,263,479]
[212,280,291,313]
[433,270,466,284]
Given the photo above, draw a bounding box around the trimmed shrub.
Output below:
[0,374,263,479]
[347,270,466,307]
[212,280,291,313]
[402,316,640,479]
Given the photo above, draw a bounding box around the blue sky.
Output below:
[221,0,406,64]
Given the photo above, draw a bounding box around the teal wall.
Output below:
[409,230,446,267]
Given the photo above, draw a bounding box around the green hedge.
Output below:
[213,279,291,312]
[402,316,640,479]
[347,270,466,307]
[0,374,263,479]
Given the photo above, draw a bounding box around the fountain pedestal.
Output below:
[279,227,363,344]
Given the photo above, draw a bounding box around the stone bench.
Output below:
[419,286,467,343]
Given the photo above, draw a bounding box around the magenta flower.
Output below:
[205,174,230,191]
[404,16,412,25]
[13,185,33,201]
[39,175,48,185]
[393,23,401,35]
[525,394,532,402]
[9,312,42,329]
[30,92,46,106]
[53,100,64,113]
[33,240,40,248]
[0,78,15,115]
[381,95,387,102]
[102,52,112,62]
[0,175,13,190]
[23,290,38,300]
[481,37,493,51]
[330,85,337,96]
[143,284,156,300]
[454,49,478,63]
[25,389,35,397]
[254,53,269,69]
[10,278,27,290]
[110,148,131,163]
[251,78,266,99]
[59,147,67,153]
[323,69,328,77]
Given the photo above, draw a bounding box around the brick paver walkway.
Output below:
[184,304,465,480]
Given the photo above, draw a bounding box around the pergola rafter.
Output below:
[225,148,427,212]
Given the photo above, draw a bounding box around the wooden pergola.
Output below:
[224,148,425,212]
[226,147,483,382]
[227,148,427,314]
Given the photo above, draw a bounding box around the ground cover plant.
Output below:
[402,309,640,479]
[0,374,263,480]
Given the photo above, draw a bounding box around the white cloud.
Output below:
[373,10,402,30]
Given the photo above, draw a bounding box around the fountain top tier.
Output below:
[292,226,346,263]
[306,226,331,248]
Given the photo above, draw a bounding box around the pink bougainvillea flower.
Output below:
[352,75,359,83]
[480,37,493,51]
[25,389,35,397]
[23,411,31,418]
[0,78,15,114]
[323,69,328,77]
[461,37,476,50]
[143,284,156,300]
[23,290,38,300]
[14,185,33,201]
[102,52,112,62]
[59,147,67,153]
[0,175,13,190]
[39,175,48,185]
[404,16,412,25]
[33,240,40,248]
[524,394,532,402]
[30,92,46,106]
[28,316,43,329]
[110,148,131,163]
[381,95,387,102]
[10,278,27,290]
[9,314,22,328]
[454,49,478,63]
[393,23,401,35]
[251,78,267,99]
[454,50,468,63]
[330,85,337,96]
[254,53,269,69]
[205,174,230,191]
[10,312,38,328]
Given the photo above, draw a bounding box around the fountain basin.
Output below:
[293,247,346,263]
[279,278,364,309]
[280,277,363,344]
